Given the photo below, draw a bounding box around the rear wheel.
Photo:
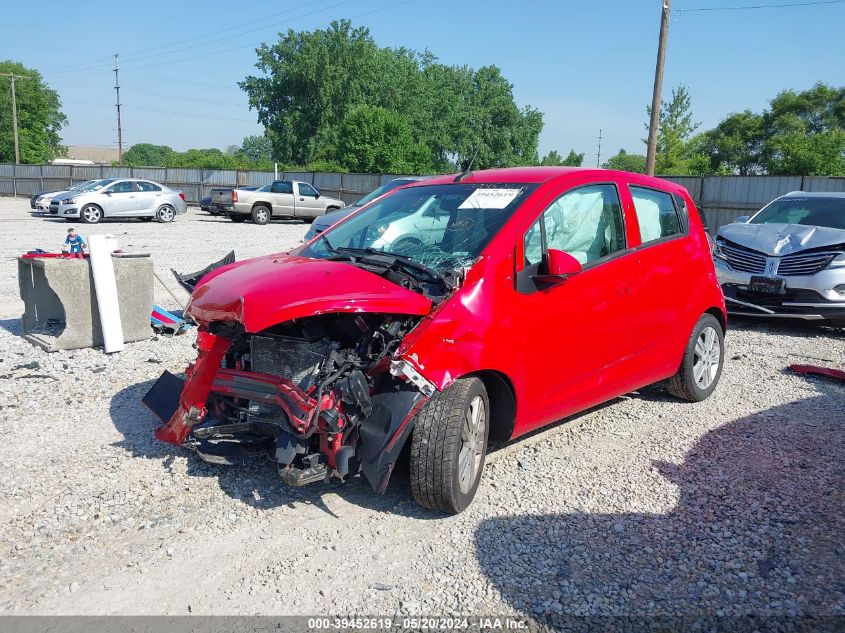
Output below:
[229,213,247,223]
[155,204,175,223]
[80,204,102,224]
[251,205,270,225]
[666,313,724,402]
[410,377,489,514]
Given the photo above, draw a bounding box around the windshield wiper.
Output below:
[336,247,444,284]
[317,233,353,261]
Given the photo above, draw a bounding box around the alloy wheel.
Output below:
[458,395,486,494]
[693,325,721,389]
[82,205,101,223]
[157,205,175,222]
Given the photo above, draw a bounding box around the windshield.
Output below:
[86,179,114,191]
[751,197,845,230]
[69,180,95,191]
[300,183,536,272]
[256,184,271,192]
[353,179,417,207]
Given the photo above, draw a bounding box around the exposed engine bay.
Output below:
[144,312,433,492]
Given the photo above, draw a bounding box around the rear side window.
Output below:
[524,184,626,266]
[137,181,161,192]
[271,181,293,194]
[630,186,681,244]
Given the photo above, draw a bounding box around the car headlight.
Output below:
[712,237,729,261]
[828,253,845,268]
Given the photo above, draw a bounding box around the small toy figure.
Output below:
[63,228,87,255]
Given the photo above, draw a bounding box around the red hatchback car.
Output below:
[145,167,726,513]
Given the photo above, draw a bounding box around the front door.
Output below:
[294,182,322,219]
[508,182,640,433]
[103,181,137,217]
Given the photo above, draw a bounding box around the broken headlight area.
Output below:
[143,313,430,492]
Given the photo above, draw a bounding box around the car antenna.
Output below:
[454,145,481,182]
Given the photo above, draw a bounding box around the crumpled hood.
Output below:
[187,254,432,332]
[717,222,845,256]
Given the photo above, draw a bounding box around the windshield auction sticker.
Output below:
[458,188,521,209]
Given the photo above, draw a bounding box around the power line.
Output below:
[47,0,341,73]
[677,0,844,12]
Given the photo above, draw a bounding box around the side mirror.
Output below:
[532,249,582,285]
[315,192,320,199]
[734,215,749,223]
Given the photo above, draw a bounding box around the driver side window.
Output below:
[524,184,626,267]
[108,181,134,194]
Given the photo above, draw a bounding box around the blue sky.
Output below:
[4,0,844,162]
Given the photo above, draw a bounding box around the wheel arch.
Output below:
[705,306,727,333]
[251,201,272,211]
[463,369,516,443]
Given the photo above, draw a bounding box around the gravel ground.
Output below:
[0,195,843,623]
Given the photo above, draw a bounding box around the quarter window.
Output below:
[523,184,626,266]
[630,186,682,244]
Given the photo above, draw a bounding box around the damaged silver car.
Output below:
[714,191,845,323]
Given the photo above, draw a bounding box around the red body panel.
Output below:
[188,254,432,331]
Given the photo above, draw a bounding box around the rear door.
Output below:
[294,182,323,219]
[269,181,295,217]
[622,183,690,378]
[508,180,640,428]
[103,180,137,217]
[135,181,163,214]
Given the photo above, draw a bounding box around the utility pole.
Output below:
[596,129,603,168]
[646,0,671,176]
[113,54,123,164]
[1,73,30,164]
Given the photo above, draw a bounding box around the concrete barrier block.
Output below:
[17,255,154,352]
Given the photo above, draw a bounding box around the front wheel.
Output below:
[410,377,489,514]
[155,204,176,223]
[80,204,102,224]
[251,205,270,225]
[666,313,725,402]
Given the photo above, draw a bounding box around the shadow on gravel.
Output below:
[109,379,439,519]
[474,384,845,627]
[0,318,22,335]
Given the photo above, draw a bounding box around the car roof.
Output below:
[418,167,688,193]
[780,191,845,199]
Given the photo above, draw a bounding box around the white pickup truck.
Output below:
[229,180,345,224]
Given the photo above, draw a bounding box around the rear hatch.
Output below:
[210,188,233,207]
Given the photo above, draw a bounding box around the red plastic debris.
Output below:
[788,364,845,383]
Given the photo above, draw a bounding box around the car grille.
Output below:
[722,241,767,274]
[777,250,839,277]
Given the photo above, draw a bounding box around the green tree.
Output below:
[238,134,273,163]
[541,149,584,166]
[700,111,766,175]
[645,85,708,174]
[602,149,646,173]
[328,105,427,173]
[0,61,66,163]
[240,20,542,173]
[123,143,174,166]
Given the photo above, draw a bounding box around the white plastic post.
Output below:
[88,234,124,353]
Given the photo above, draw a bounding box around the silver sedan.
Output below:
[51,178,188,224]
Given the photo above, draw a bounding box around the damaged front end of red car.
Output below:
[143,254,439,493]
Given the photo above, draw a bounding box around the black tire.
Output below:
[666,313,725,402]
[80,204,102,224]
[251,205,271,225]
[410,377,489,514]
[155,204,176,223]
[229,213,247,223]
[139,217,153,222]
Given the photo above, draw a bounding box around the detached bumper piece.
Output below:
[788,364,845,383]
[723,285,845,320]
[171,250,235,293]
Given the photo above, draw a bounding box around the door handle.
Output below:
[299,197,305,201]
